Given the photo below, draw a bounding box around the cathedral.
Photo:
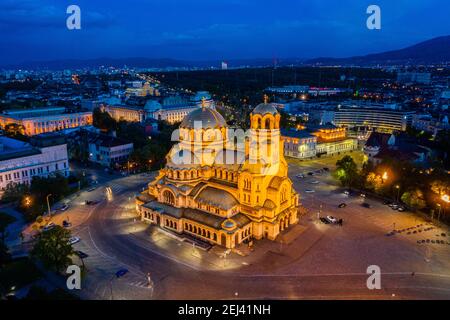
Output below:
[136,98,301,249]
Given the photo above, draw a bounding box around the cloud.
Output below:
[0,0,115,31]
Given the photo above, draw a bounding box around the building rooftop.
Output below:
[281,129,316,139]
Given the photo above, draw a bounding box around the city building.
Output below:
[266,85,309,94]
[411,114,449,136]
[0,133,69,195]
[397,72,432,84]
[87,134,134,168]
[103,91,214,124]
[281,125,357,159]
[334,106,415,133]
[125,82,160,97]
[0,107,93,136]
[363,132,429,165]
[136,101,302,248]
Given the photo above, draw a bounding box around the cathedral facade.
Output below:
[136,100,301,249]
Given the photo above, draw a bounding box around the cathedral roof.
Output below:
[195,186,238,210]
[252,103,278,116]
[180,107,227,129]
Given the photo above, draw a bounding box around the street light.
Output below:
[436,203,442,222]
[441,194,449,203]
[46,194,52,216]
[394,185,400,203]
[24,196,32,207]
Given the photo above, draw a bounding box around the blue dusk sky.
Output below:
[1,0,449,64]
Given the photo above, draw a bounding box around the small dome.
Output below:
[144,100,162,111]
[222,219,237,231]
[180,107,227,129]
[252,103,278,116]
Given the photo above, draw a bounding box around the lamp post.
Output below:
[436,204,442,222]
[46,194,52,216]
[394,185,400,203]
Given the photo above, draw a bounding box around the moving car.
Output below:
[296,174,305,179]
[309,180,320,184]
[362,203,371,208]
[62,220,72,228]
[87,186,97,192]
[307,172,314,176]
[338,203,347,208]
[60,204,69,211]
[323,167,329,171]
[326,216,337,224]
[305,189,315,193]
[85,200,100,205]
[344,190,350,196]
[360,193,366,198]
[68,237,80,245]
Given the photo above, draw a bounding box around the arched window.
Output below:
[163,190,175,205]
[265,118,272,129]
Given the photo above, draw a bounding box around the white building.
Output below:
[0,107,93,136]
[103,91,214,124]
[0,134,69,195]
[87,134,133,167]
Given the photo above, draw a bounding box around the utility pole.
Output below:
[46,194,52,216]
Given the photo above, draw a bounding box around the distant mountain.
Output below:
[306,35,450,66]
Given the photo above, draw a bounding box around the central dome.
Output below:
[180,107,227,129]
[252,103,278,116]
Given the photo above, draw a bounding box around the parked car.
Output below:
[75,250,88,259]
[309,180,320,184]
[391,204,399,210]
[320,217,330,224]
[42,222,56,232]
[62,220,72,228]
[307,172,314,176]
[398,206,406,212]
[68,237,80,245]
[362,203,371,208]
[323,167,329,171]
[60,204,69,211]
[344,190,350,196]
[85,200,99,205]
[296,174,305,179]
[115,268,129,278]
[326,216,337,224]
[338,203,347,208]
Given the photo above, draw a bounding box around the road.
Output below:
[36,156,450,300]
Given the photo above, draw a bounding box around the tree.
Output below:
[401,189,427,210]
[1,182,29,203]
[365,172,383,192]
[335,155,359,187]
[93,107,117,132]
[31,226,74,272]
